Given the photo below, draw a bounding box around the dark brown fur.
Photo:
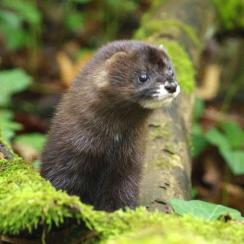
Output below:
[41,40,176,211]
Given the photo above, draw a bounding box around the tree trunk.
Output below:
[137,0,216,211]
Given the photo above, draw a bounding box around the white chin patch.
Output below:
[140,84,180,109]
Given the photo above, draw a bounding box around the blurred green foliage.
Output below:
[212,0,244,30]
[0,110,22,142]
[0,69,32,143]
[0,67,47,158]
[0,0,42,50]
[0,0,141,50]
[0,69,32,106]
[206,124,244,175]
[0,0,143,161]
[192,98,244,175]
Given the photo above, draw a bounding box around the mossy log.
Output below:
[136,0,216,211]
[1,0,243,243]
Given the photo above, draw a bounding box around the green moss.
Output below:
[97,210,244,243]
[152,145,181,170]
[134,19,200,48]
[0,154,243,243]
[0,155,116,239]
[0,156,95,235]
[150,153,170,169]
[149,125,170,140]
[105,216,243,244]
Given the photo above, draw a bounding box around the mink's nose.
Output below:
[164,82,177,93]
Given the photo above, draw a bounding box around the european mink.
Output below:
[41,40,180,211]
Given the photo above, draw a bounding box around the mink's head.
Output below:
[93,41,180,110]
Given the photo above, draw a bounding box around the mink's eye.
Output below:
[168,66,173,75]
[138,73,149,83]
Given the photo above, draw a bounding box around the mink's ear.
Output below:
[105,51,128,67]
[95,52,128,89]
[148,47,169,67]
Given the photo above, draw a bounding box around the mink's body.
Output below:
[41,40,180,211]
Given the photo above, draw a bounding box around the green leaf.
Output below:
[220,121,244,149]
[205,128,230,151]
[0,10,22,28]
[0,110,22,142]
[229,151,244,175]
[0,10,27,49]
[169,199,243,221]
[0,24,28,50]
[0,1,41,49]
[1,0,42,25]
[14,133,46,152]
[205,128,244,175]
[221,149,244,175]
[64,11,84,32]
[0,69,32,106]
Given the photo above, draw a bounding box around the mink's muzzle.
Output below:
[137,80,180,109]
[164,81,178,93]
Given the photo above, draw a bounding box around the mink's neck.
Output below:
[66,88,152,136]
[95,97,150,128]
